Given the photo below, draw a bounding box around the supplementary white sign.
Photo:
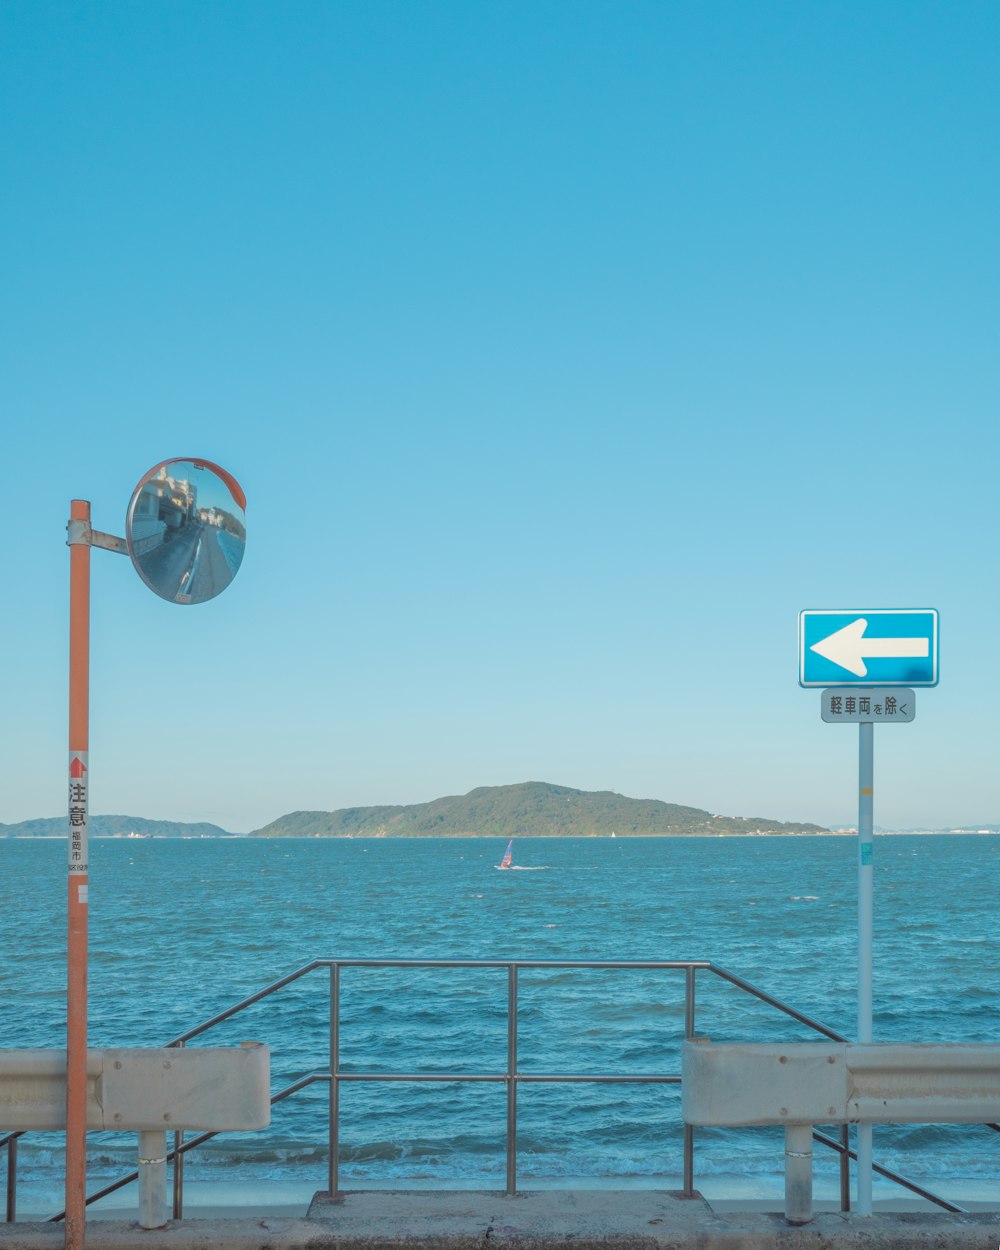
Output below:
[68,751,88,873]
[821,688,915,723]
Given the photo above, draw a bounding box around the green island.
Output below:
[246,781,829,838]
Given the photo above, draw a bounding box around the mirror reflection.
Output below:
[126,458,246,604]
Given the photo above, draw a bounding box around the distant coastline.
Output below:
[2,782,995,841]
[4,828,999,841]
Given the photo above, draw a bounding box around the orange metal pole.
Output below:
[66,500,90,1250]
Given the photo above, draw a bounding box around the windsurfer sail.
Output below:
[497,838,514,870]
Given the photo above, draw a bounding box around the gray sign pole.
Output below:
[857,720,874,1215]
[802,605,937,1218]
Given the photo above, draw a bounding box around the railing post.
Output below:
[329,963,340,1199]
[172,1041,184,1220]
[682,965,696,1196]
[6,1138,17,1223]
[137,1131,167,1229]
[839,1124,851,1211]
[506,964,518,1196]
[784,1123,813,1224]
[171,1131,184,1220]
[684,965,696,1039]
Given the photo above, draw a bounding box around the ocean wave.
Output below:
[6,835,999,1199]
[12,1128,996,1192]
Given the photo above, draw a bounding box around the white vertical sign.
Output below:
[68,752,88,876]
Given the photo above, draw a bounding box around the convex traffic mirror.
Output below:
[126,458,247,604]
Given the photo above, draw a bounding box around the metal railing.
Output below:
[2,957,991,1220]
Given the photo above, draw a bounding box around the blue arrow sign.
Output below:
[799,609,939,688]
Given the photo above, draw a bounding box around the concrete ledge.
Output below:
[0,1191,997,1250]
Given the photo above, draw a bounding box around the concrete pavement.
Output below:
[0,1189,996,1250]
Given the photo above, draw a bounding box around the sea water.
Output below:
[1,834,997,1213]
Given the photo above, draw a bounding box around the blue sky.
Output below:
[2,1,998,832]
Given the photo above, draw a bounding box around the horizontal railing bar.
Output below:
[322,1072,681,1084]
[516,1074,681,1084]
[317,959,713,970]
[332,1073,505,1083]
[706,965,849,1042]
[811,1130,965,1213]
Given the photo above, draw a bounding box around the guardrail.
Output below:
[3,959,990,1221]
[0,1044,269,1227]
[682,1039,1000,1223]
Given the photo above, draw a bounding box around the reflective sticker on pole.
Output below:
[68,752,88,874]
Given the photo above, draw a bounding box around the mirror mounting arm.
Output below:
[66,519,128,556]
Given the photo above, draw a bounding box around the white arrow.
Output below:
[810,618,929,677]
